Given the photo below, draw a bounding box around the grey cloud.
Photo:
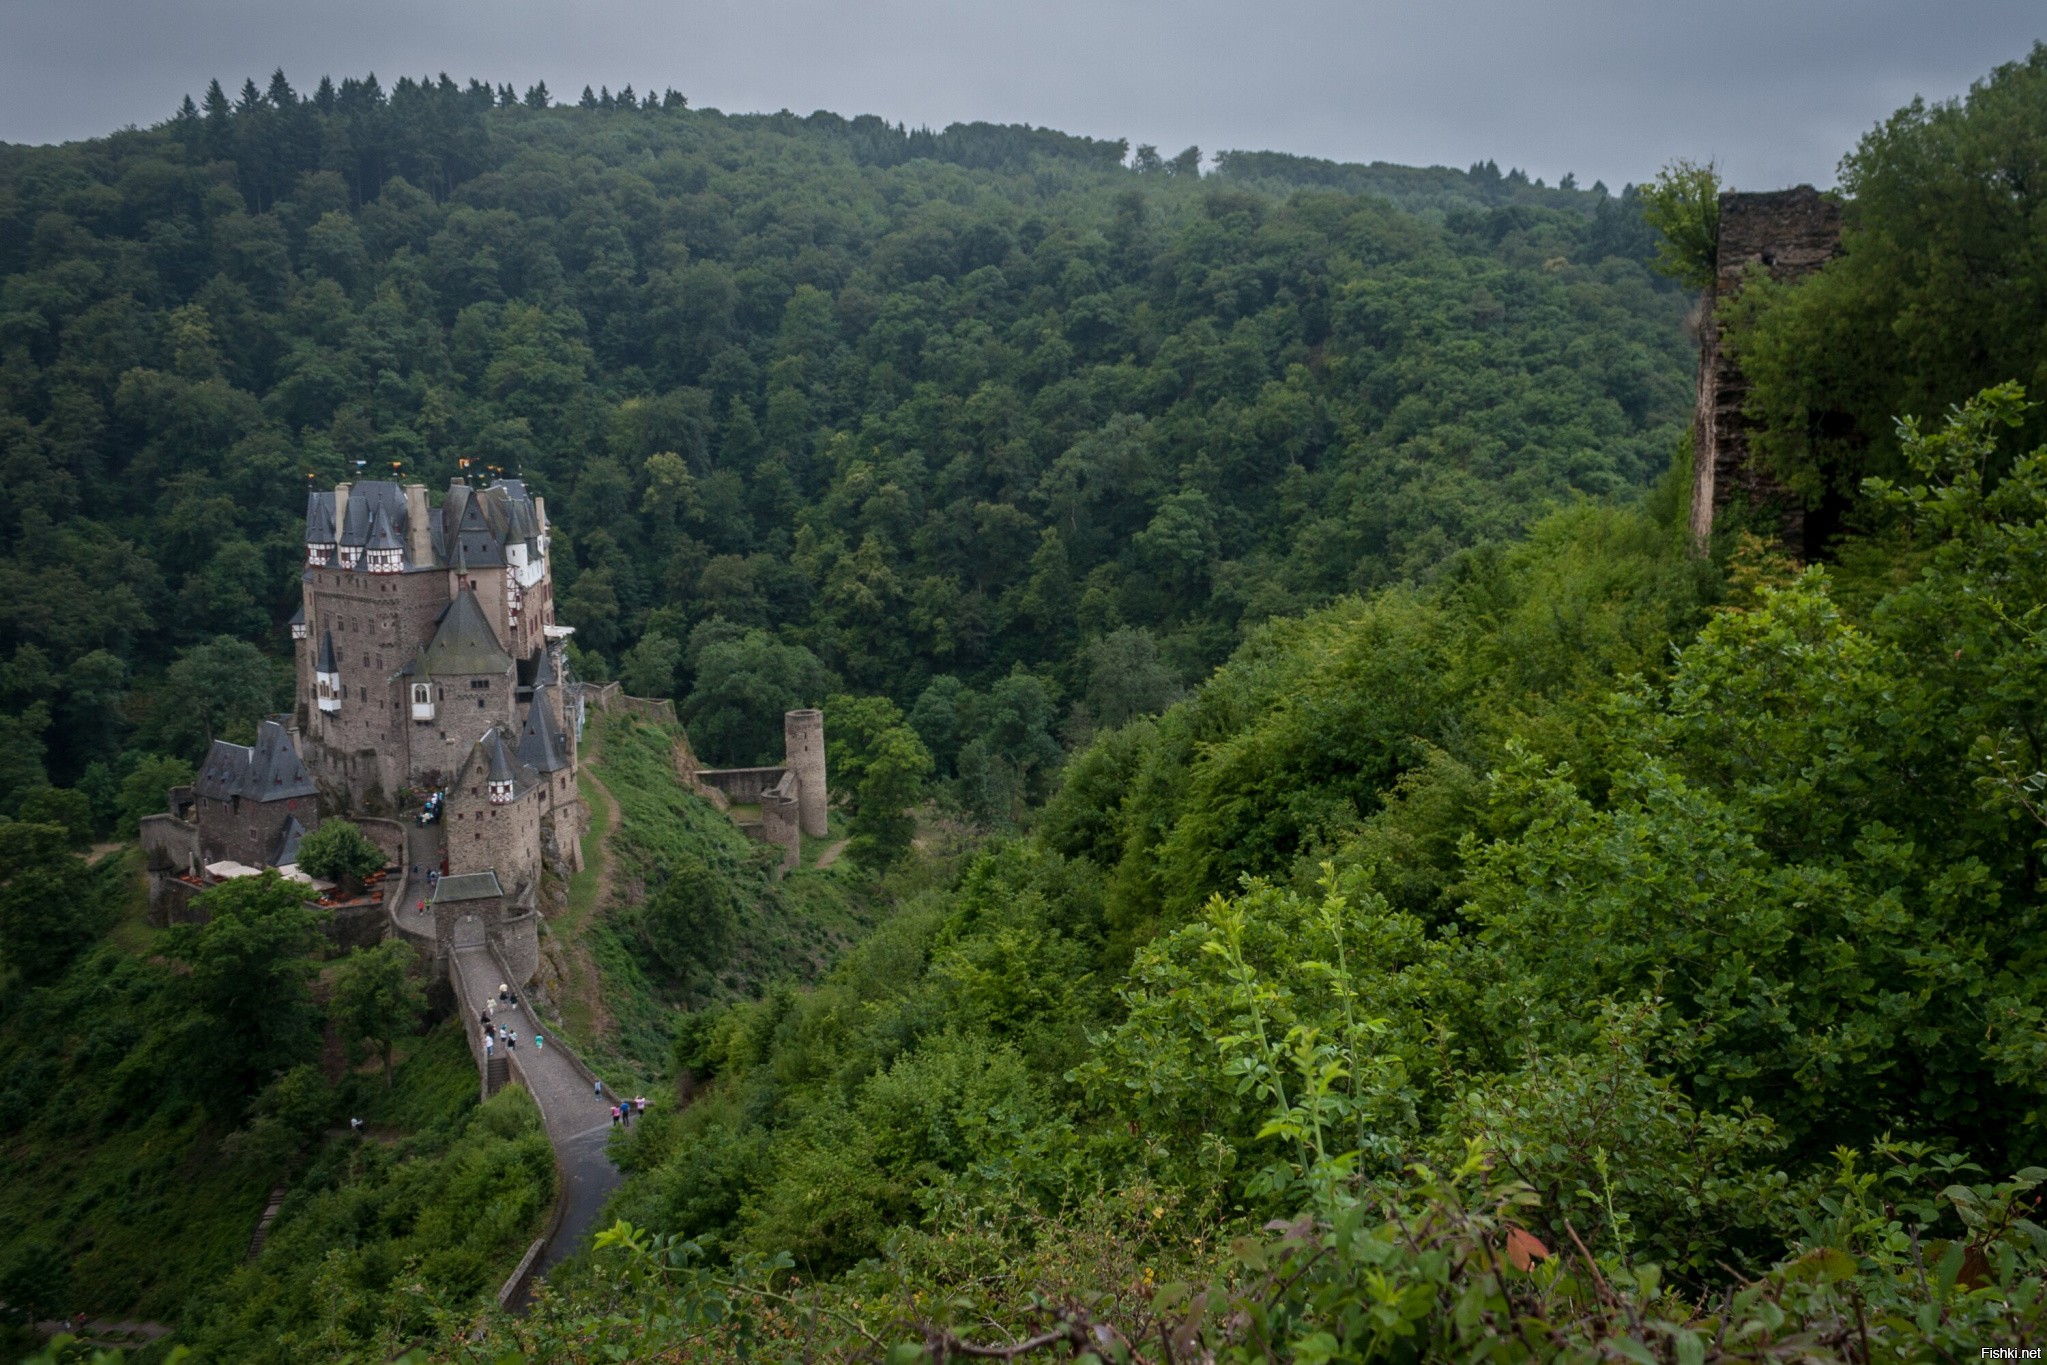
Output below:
[0,0,2040,189]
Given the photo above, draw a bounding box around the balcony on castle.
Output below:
[410,683,436,721]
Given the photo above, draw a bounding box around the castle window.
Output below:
[470,679,490,689]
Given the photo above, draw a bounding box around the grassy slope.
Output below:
[542,714,877,1086]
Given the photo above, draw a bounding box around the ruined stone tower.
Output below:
[1690,186,1844,554]
[784,708,828,838]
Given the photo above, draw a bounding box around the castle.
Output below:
[143,477,588,972]
[140,473,832,986]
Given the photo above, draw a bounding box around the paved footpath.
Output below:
[451,944,622,1273]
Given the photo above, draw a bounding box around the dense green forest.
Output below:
[7,40,2047,1365]
[0,65,1681,819]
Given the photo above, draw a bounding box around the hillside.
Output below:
[0,73,1687,825]
[8,44,2047,1365]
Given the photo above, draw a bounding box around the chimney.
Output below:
[333,482,352,541]
[404,483,433,567]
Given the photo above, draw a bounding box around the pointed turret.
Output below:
[316,630,342,713]
[484,726,519,803]
[518,683,569,773]
[305,490,337,565]
[365,502,404,573]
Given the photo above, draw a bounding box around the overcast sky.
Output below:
[2,0,2040,189]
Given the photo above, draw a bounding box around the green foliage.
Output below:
[163,873,325,1106]
[1082,626,1180,729]
[1639,157,1722,290]
[115,754,193,836]
[596,714,872,1037]
[640,852,739,996]
[15,788,93,848]
[142,637,286,759]
[824,694,934,870]
[328,940,425,1087]
[0,81,1684,829]
[292,818,385,887]
[683,625,837,765]
[0,820,111,978]
[619,628,683,699]
[177,1030,554,1363]
[1729,43,2047,500]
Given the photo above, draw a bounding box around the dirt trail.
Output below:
[814,838,850,868]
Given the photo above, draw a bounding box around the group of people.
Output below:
[480,984,538,1055]
[594,1079,648,1126]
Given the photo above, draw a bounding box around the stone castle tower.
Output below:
[294,476,585,912]
[1690,186,1845,554]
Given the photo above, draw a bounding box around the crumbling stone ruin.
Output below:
[695,709,829,874]
[1690,186,1844,554]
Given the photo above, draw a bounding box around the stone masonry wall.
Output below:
[1690,186,1844,553]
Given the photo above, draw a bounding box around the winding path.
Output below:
[449,944,620,1274]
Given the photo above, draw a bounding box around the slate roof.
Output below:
[365,502,403,551]
[432,870,504,903]
[288,602,304,628]
[517,685,570,773]
[338,480,408,549]
[193,720,318,804]
[318,629,339,674]
[305,490,336,544]
[486,729,518,784]
[416,589,511,678]
[449,492,508,567]
[273,815,306,867]
[457,724,538,799]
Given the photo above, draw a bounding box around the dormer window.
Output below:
[489,777,515,804]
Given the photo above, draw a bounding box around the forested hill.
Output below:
[0,72,1684,811]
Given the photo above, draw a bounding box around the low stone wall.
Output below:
[581,680,676,725]
[355,816,407,869]
[698,765,788,805]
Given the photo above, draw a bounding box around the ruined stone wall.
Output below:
[542,794,587,876]
[1690,186,1844,553]
[759,787,802,874]
[139,812,200,877]
[699,766,788,805]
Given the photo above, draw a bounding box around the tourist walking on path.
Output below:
[594,1079,603,1099]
